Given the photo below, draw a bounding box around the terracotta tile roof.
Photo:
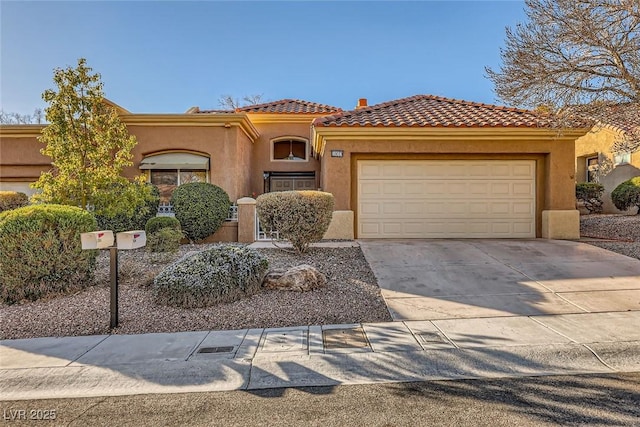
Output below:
[592,103,640,134]
[194,108,235,114]
[196,99,342,114]
[313,95,563,128]
[235,99,343,114]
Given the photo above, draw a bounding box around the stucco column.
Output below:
[237,197,256,243]
[541,210,580,240]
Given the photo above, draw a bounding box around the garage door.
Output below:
[358,160,535,238]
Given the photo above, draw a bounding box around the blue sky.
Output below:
[1,1,527,115]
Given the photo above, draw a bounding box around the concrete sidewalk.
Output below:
[2,311,639,400]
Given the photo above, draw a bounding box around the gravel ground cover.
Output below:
[0,245,391,340]
[4,215,638,341]
[580,214,640,260]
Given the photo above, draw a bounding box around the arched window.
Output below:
[271,137,309,161]
[139,152,210,203]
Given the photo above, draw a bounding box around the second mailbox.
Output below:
[80,230,115,250]
[116,230,146,250]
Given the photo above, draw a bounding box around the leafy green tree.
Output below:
[32,58,151,217]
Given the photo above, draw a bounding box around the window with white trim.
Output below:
[614,152,631,165]
[150,170,207,203]
[140,152,210,204]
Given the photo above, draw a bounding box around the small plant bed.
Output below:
[0,244,391,340]
[580,214,640,261]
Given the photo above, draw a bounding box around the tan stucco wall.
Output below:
[542,210,580,239]
[201,221,238,243]
[0,116,325,204]
[575,127,639,183]
[0,133,50,181]
[323,210,355,240]
[249,120,320,195]
[126,125,250,201]
[319,134,579,238]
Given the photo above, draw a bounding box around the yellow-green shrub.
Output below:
[145,216,181,235]
[0,204,97,304]
[0,191,29,212]
[146,227,184,253]
[256,191,334,253]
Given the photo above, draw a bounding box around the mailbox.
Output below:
[80,230,115,250]
[116,230,146,250]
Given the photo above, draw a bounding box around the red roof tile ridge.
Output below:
[312,94,560,128]
[312,111,346,125]
[415,94,535,114]
[236,98,343,113]
[324,95,537,119]
[195,108,235,114]
[235,98,295,112]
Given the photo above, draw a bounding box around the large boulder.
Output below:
[262,264,327,292]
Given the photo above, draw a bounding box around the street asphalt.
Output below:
[2,373,639,426]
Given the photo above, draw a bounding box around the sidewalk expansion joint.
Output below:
[430,322,459,349]
[188,331,212,360]
[66,335,111,367]
[528,316,580,344]
[582,344,618,372]
[497,260,591,314]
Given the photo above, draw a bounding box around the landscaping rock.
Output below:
[262,264,327,292]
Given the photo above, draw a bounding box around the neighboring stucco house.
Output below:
[575,103,640,213]
[0,94,589,239]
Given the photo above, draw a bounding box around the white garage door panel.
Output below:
[358,160,536,238]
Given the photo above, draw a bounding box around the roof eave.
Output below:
[312,126,591,157]
[122,113,260,141]
[0,124,46,137]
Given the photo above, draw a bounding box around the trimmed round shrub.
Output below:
[256,190,334,253]
[0,191,29,212]
[171,183,231,242]
[0,204,97,304]
[146,227,184,253]
[153,244,268,308]
[611,177,640,214]
[576,182,604,214]
[96,184,160,233]
[145,216,181,235]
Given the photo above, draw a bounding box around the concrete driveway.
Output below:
[359,239,640,321]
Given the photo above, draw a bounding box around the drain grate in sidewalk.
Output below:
[417,332,449,345]
[198,346,234,354]
[323,327,369,349]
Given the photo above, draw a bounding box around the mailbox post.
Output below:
[109,246,119,328]
[81,230,146,329]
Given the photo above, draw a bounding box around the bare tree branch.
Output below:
[487,0,640,108]
[0,108,46,124]
[487,0,640,156]
[218,94,264,110]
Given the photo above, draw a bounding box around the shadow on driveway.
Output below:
[359,239,640,320]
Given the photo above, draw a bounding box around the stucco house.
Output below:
[575,103,640,213]
[0,94,589,240]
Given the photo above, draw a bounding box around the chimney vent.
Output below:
[356,98,368,109]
